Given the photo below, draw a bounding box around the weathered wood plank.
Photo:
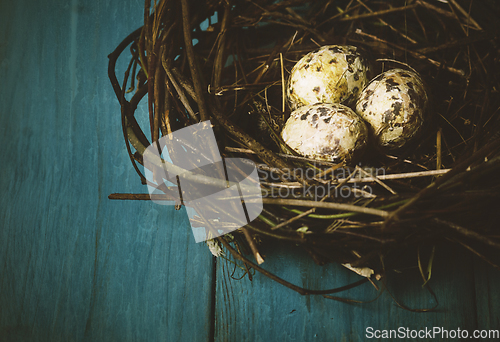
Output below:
[0,1,213,341]
[473,251,500,339]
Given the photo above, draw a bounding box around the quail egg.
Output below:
[287,45,371,111]
[355,69,428,149]
[281,103,368,163]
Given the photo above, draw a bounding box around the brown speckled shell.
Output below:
[287,45,370,111]
[355,69,428,149]
[281,103,368,163]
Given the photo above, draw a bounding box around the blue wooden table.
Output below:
[1,1,499,341]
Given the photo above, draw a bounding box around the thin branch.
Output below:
[435,218,500,249]
[181,0,208,121]
[354,29,465,76]
[338,3,418,22]
[218,237,369,296]
[259,198,389,218]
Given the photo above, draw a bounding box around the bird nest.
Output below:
[108,0,500,307]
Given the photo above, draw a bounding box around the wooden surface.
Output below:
[0,1,498,341]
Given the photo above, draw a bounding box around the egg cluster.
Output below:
[281,45,428,164]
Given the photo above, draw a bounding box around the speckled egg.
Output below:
[355,69,428,149]
[287,45,371,111]
[281,103,368,163]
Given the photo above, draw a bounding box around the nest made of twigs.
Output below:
[108,0,500,304]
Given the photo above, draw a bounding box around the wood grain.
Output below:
[0,1,213,341]
[214,242,488,341]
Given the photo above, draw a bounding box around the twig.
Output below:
[315,162,345,179]
[256,198,389,218]
[271,208,316,230]
[108,27,144,100]
[448,0,482,31]
[435,218,500,249]
[181,0,208,121]
[162,59,198,120]
[212,3,231,89]
[241,228,265,264]
[280,52,285,113]
[218,237,369,296]
[417,34,493,54]
[338,3,418,22]
[160,46,172,136]
[453,239,500,272]
[355,29,465,76]
[437,128,442,170]
[416,0,455,20]
[356,166,396,195]
[356,0,417,44]
[109,193,176,201]
[225,146,337,166]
